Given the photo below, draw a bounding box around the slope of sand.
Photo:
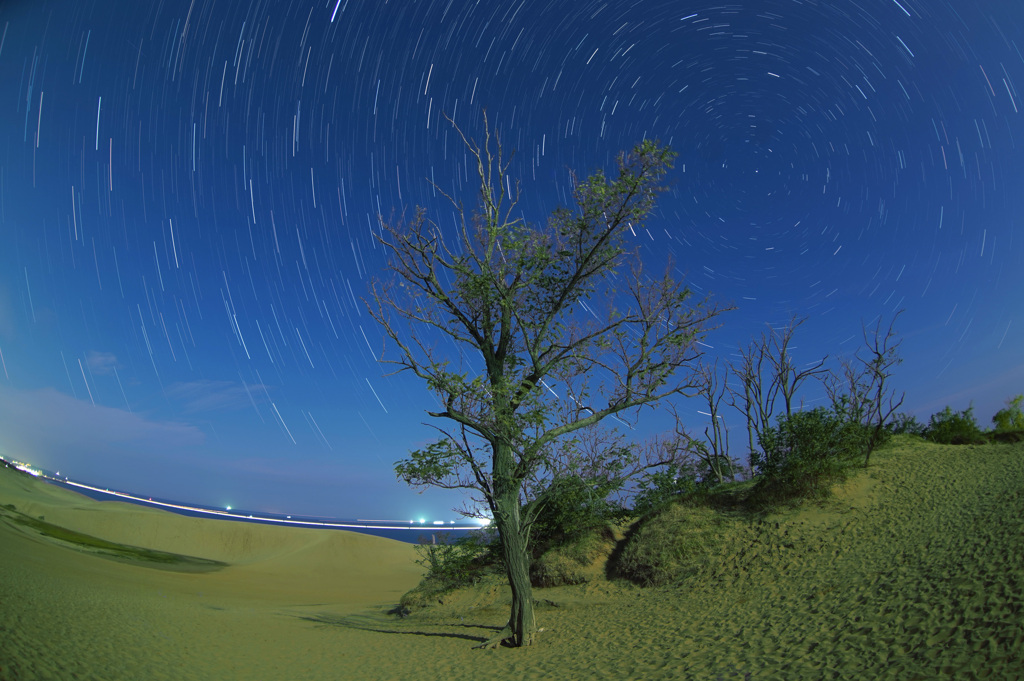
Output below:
[3,440,1023,680]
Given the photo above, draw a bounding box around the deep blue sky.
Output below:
[0,0,1021,521]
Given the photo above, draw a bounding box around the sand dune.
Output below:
[2,440,1023,680]
[0,470,412,568]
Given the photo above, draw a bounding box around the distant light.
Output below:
[13,462,41,477]
[226,506,232,511]
[418,518,426,524]
[432,520,445,525]
[476,517,491,526]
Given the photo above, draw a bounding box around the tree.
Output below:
[727,316,828,474]
[368,115,726,648]
[825,311,905,465]
[667,360,735,485]
[768,316,830,419]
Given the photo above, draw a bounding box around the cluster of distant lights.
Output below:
[8,459,42,477]
[1,455,489,529]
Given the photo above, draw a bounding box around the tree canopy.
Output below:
[369,115,726,647]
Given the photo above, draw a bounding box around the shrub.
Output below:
[529,474,627,556]
[631,463,698,517]
[410,531,495,594]
[887,412,927,437]
[753,407,867,504]
[992,395,1024,433]
[925,405,986,445]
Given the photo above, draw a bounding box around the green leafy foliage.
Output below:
[753,407,868,504]
[631,463,698,517]
[529,474,628,556]
[992,395,1024,433]
[408,531,498,598]
[887,412,927,437]
[925,405,986,445]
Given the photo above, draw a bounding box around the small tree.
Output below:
[523,427,656,555]
[727,336,772,473]
[825,311,905,466]
[727,316,828,474]
[671,360,735,485]
[768,316,830,419]
[369,115,726,648]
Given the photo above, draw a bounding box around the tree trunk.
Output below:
[477,442,538,648]
[497,498,537,646]
[742,384,759,474]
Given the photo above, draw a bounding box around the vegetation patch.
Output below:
[0,506,226,573]
[924,405,988,445]
[531,527,615,588]
[750,407,869,508]
[399,531,500,609]
[613,504,728,587]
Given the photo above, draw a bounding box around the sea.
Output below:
[17,466,479,544]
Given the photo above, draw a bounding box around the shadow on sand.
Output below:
[294,612,503,644]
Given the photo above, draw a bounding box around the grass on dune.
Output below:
[0,503,226,573]
[615,435,1024,587]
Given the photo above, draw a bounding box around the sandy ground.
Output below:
[2,440,1023,680]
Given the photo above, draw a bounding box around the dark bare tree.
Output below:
[825,311,905,466]
[767,316,830,418]
[669,360,734,484]
[368,115,727,648]
[727,316,828,473]
[727,336,775,473]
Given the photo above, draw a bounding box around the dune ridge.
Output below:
[0,471,402,566]
[2,440,1023,680]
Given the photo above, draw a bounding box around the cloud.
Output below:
[166,380,269,413]
[0,386,205,465]
[86,351,119,375]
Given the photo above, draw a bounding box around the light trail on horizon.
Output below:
[2,456,482,531]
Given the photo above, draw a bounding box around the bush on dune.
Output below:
[886,412,927,437]
[924,405,987,445]
[402,472,628,601]
[401,531,499,607]
[919,396,1024,444]
[528,473,628,558]
[992,395,1024,434]
[988,394,1024,442]
[751,407,869,506]
[631,463,699,517]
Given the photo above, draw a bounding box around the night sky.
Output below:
[0,0,1021,521]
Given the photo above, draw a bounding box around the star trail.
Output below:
[0,0,1021,519]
